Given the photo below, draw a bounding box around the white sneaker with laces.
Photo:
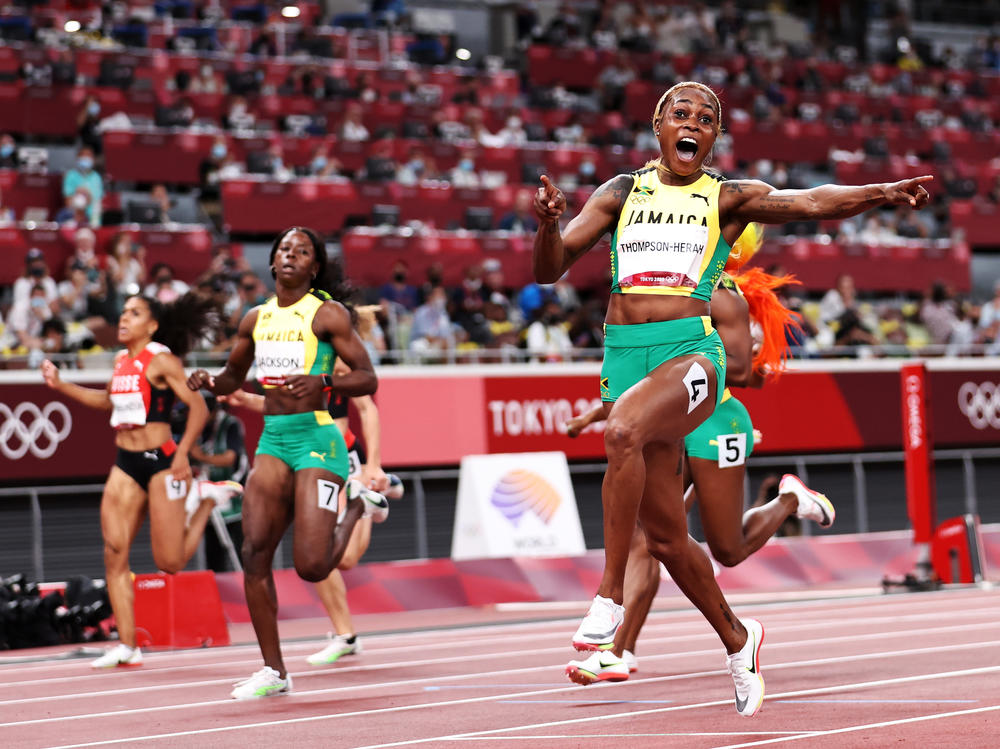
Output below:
[780,473,835,528]
[571,595,624,651]
[565,649,629,685]
[306,633,362,665]
[185,479,243,523]
[727,618,765,717]
[622,649,638,673]
[230,666,292,700]
[90,643,142,669]
[347,480,389,523]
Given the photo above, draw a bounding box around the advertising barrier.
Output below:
[452,452,585,560]
[2,359,999,480]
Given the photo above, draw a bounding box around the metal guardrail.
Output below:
[4,445,1000,582]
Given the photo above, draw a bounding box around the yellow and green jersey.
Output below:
[252,289,334,388]
[609,168,731,302]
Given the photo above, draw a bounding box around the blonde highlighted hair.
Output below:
[645,81,723,177]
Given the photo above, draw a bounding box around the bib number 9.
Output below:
[165,476,188,501]
[717,433,747,468]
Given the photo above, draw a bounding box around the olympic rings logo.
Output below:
[957,382,1000,430]
[0,402,73,460]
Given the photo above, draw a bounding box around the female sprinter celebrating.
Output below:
[533,80,931,716]
[41,292,218,668]
[564,228,834,687]
[187,227,388,699]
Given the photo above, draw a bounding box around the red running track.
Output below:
[1,586,998,748]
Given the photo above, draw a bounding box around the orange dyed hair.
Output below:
[730,267,803,376]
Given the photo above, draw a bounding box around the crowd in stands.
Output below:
[2,0,1000,366]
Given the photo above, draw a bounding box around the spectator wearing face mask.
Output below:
[397,146,439,186]
[409,285,456,354]
[525,300,573,362]
[64,227,101,282]
[449,148,481,188]
[7,283,53,353]
[498,190,540,233]
[577,155,600,186]
[378,260,419,311]
[62,146,104,226]
[143,263,190,304]
[76,96,102,154]
[200,136,241,203]
[0,132,17,168]
[304,143,342,178]
[14,248,59,310]
[0,185,15,224]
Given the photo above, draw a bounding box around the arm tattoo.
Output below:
[725,182,745,194]
[593,175,633,209]
[757,195,796,210]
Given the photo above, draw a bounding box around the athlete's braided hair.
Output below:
[268,226,357,319]
[137,292,220,358]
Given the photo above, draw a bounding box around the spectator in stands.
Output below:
[891,204,928,238]
[464,109,504,148]
[339,102,370,142]
[144,262,190,304]
[517,279,556,323]
[568,298,605,355]
[819,273,859,325]
[553,115,589,146]
[55,187,94,228]
[356,303,387,365]
[7,282,53,353]
[76,96,102,154]
[576,154,601,187]
[106,231,147,298]
[947,301,978,355]
[58,260,99,324]
[525,300,573,362]
[451,76,480,106]
[498,190,539,233]
[51,49,77,86]
[0,132,17,168]
[431,108,470,142]
[64,227,101,281]
[715,0,747,51]
[13,248,58,311]
[191,63,223,94]
[304,143,343,178]
[378,260,419,311]
[222,95,255,131]
[0,185,14,224]
[200,136,240,203]
[597,52,636,111]
[355,71,379,103]
[496,115,528,147]
[452,262,487,332]
[921,281,960,346]
[249,28,278,57]
[977,279,1000,353]
[62,146,103,227]
[409,285,455,354]
[397,146,440,185]
[449,148,481,188]
[939,165,978,199]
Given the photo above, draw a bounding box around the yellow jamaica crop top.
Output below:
[252,289,334,388]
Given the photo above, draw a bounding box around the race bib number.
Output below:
[347,449,362,479]
[717,433,747,468]
[317,479,341,513]
[682,361,709,414]
[165,475,188,501]
[110,391,147,428]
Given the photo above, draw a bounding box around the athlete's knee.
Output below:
[154,554,185,575]
[103,540,129,571]
[707,541,744,568]
[295,557,333,583]
[644,533,686,567]
[604,416,642,459]
[241,536,275,576]
[337,552,360,571]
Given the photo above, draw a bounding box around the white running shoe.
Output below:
[727,618,765,717]
[780,473,835,528]
[571,595,625,651]
[347,479,389,523]
[306,633,362,665]
[90,643,142,669]
[384,473,404,500]
[622,649,638,673]
[185,479,243,523]
[565,650,629,685]
[230,666,292,700]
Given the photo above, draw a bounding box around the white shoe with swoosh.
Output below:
[727,618,765,717]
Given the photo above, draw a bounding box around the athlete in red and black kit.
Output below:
[42,292,218,669]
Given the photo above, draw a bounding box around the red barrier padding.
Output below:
[133,571,230,649]
[932,515,986,584]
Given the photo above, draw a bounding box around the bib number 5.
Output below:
[717,433,747,468]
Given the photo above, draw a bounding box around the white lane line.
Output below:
[0,622,998,712]
[41,665,1000,749]
[4,590,997,685]
[4,598,998,694]
[436,733,815,740]
[2,615,997,709]
[711,704,1000,748]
